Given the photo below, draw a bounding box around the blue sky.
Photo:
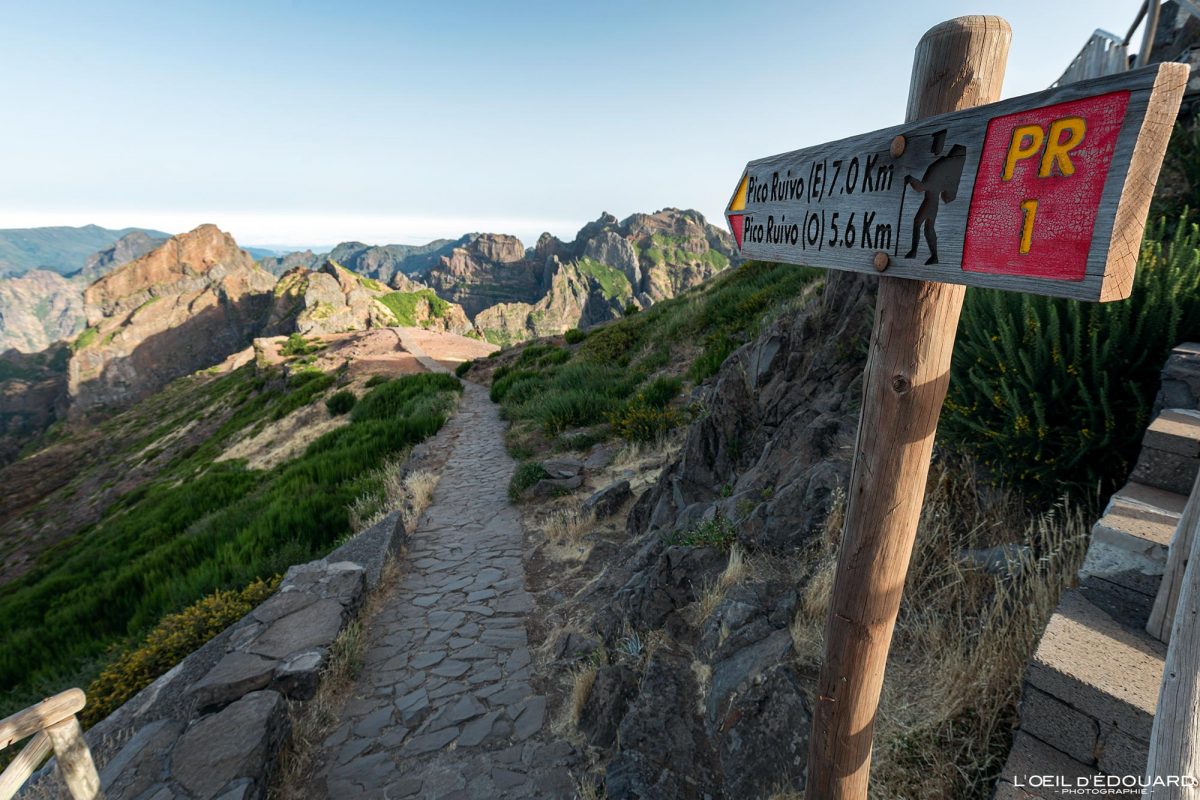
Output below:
[0,0,1142,248]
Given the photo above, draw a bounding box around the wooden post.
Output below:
[0,732,52,800]
[0,689,103,800]
[1137,0,1162,68]
[1148,469,1200,642]
[1144,504,1200,797]
[44,717,103,800]
[805,16,1011,800]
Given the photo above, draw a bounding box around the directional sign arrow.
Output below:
[727,62,1188,302]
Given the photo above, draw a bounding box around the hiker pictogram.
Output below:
[902,130,967,265]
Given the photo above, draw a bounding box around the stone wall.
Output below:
[994,343,1200,798]
[21,510,407,800]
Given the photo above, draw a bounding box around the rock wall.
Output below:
[0,270,85,353]
[264,261,476,338]
[563,273,875,798]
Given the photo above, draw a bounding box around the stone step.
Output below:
[994,730,1098,800]
[1131,408,1200,495]
[1079,481,1182,622]
[1024,589,1165,775]
[1153,343,1200,417]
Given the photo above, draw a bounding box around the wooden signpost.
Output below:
[723,15,1189,800]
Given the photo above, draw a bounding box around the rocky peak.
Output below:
[68,225,276,417]
[465,233,526,264]
[83,224,260,325]
[573,212,620,245]
[534,232,567,265]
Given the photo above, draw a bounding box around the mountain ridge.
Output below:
[0,224,170,277]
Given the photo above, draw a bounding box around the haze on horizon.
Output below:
[1,0,1142,249]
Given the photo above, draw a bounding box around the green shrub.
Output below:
[517,343,570,368]
[688,332,738,381]
[72,326,99,352]
[280,333,322,357]
[325,389,357,415]
[1156,122,1200,224]
[664,514,737,550]
[610,400,682,442]
[365,375,390,388]
[270,371,335,420]
[531,390,619,433]
[455,360,473,378]
[491,369,542,403]
[943,215,1200,502]
[639,376,682,408]
[581,324,641,366]
[624,302,641,316]
[352,372,460,422]
[82,576,280,727]
[508,461,550,502]
[564,328,588,344]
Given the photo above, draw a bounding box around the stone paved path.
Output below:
[314,355,577,799]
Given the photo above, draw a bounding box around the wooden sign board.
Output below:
[726,63,1188,302]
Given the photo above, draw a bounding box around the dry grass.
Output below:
[575,775,605,800]
[400,469,438,529]
[788,460,1088,800]
[612,429,685,471]
[269,557,400,800]
[691,544,749,624]
[347,457,441,533]
[569,663,598,726]
[544,507,596,546]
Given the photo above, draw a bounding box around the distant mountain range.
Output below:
[0,225,170,277]
[0,208,735,469]
[0,224,286,280]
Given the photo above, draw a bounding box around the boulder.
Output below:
[605,651,718,798]
[97,719,184,800]
[579,664,639,748]
[582,480,632,520]
[714,664,810,799]
[530,475,584,497]
[170,690,290,800]
[247,597,346,660]
[188,651,279,711]
[273,650,325,700]
[541,457,584,479]
[612,544,727,633]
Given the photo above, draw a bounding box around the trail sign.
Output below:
[736,16,1190,800]
[726,63,1188,302]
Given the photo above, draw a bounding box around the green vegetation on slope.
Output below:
[377,289,451,326]
[943,214,1200,503]
[0,368,460,715]
[575,256,633,301]
[71,325,99,352]
[491,260,820,457]
[641,233,730,271]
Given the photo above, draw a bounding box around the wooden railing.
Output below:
[1053,29,1129,87]
[0,689,103,800]
[1145,472,1200,797]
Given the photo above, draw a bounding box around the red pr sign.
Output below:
[962,91,1131,282]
